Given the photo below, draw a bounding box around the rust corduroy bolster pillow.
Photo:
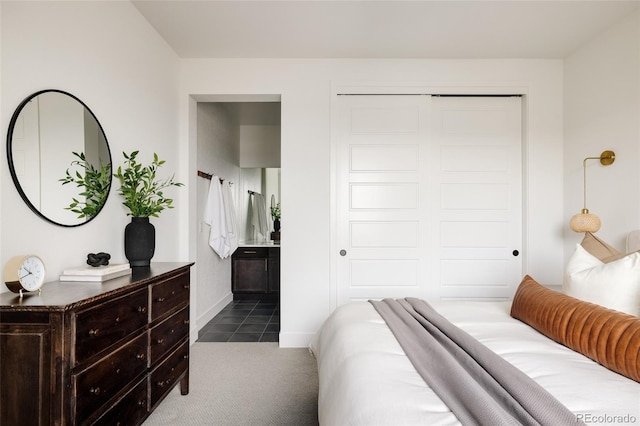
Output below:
[510,275,640,383]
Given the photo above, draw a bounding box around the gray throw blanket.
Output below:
[370,298,583,426]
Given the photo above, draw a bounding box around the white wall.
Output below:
[239,125,281,168]
[195,103,239,330]
[0,2,3,270]
[1,2,182,285]
[563,11,640,258]
[180,59,565,347]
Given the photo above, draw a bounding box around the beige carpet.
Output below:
[144,342,319,426]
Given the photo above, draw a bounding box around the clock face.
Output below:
[18,256,45,291]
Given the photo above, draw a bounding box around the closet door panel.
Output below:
[335,95,522,304]
[336,95,431,303]
[430,96,522,300]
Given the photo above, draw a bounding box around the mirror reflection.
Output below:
[7,90,112,227]
[239,167,281,243]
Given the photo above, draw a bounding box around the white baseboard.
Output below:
[196,292,233,333]
[278,331,316,348]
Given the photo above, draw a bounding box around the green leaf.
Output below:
[113,151,183,217]
[60,151,112,219]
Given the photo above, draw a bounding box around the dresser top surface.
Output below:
[0,262,193,311]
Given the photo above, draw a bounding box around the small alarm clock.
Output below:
[4,255,46,296]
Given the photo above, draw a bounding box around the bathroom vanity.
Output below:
[231,244,280,300]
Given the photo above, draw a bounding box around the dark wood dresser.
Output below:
[0,262,193,426]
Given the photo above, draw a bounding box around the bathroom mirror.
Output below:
[6,90,112,227]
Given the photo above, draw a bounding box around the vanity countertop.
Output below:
[239,241,280,248]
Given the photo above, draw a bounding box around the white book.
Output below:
[60,267,132,282]
[62,263,130,276]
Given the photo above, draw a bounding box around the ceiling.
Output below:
[132,1,639,59]
[225,102,281,125]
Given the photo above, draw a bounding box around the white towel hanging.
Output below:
[203,176,229,258]
[222,180,238,255]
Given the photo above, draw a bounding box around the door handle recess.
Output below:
[339,249,347,256]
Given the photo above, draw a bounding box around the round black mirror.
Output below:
[7,90,112,227]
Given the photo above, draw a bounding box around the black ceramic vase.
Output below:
[124,217,155,267]
[274,219,281,232]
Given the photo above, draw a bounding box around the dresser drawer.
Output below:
[74,288,148,364]
[74,332,148,423]
[150,341,189,408]
[150,272,190,322]
[150,306,189,366]
[91,377,148,426]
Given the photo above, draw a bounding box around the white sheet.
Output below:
[309,301,640,426]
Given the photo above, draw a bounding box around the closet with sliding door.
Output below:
[335,94,523,304]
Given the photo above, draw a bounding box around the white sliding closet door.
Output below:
[335,94,522,305]
[336,95,432,303]
[429,96,522,300]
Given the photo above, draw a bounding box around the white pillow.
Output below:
[564,243,640,316]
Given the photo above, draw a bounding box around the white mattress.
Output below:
[309,301,640,426]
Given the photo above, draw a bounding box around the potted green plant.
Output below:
[270,202,281,232]
[270,202,281,243]
[113,151,183,267]
[59,151,112,220]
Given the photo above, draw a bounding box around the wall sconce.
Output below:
[570,150,615,233]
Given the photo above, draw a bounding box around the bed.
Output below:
[310,234,640,426]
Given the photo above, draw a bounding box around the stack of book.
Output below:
[59,263,132,282]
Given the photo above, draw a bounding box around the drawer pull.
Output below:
[184,319,190,325]
[157,338,165,344]
[89,387,101,395]
[88,328,100,337]
[183,284,190,289]
[137,400,146,407]
[115,316,120,323]
[244,250,257,254]
[137,306,147,313]
[184,354,189,360]
[157,297,166,303]
[136,353,145,360]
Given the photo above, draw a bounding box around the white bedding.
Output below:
[309,301,640,426]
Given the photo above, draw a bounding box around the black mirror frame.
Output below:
[6,89,113,227]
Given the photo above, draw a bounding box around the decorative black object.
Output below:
[124,217,155,267]
[86,252,111,267]
[271,219,281,243]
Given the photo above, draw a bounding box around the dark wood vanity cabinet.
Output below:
[267,248,280,293]
[232,247,280,299]
[0,262,193,426]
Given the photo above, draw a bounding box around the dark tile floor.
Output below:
[197,299,280,343]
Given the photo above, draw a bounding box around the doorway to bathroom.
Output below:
[193,98,281,343]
